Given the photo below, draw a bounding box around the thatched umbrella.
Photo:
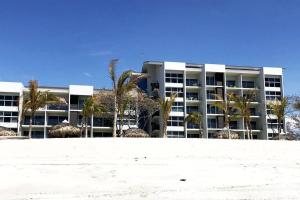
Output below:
[48,123,80,138]
[0,126,17,136]
[124,128,150,138]
[214,130,240,139]
[272,133,296,140]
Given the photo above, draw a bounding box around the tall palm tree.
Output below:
[159,93,177,138]
[108,59,145,137]
[231,92,255,139]
[23,80,61,139]
[82,96,106,138]
[213,93,237,139]
[184,112,202,137]
[268,97,288,138]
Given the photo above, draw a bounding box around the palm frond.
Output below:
[109,59,118,90]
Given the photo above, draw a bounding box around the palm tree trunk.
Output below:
[85,123,88,138]
[245,123,250,139]
[112,96,117,137]
[227,125,231,139]
[80,122,84,138]
[163,122,167,138]
[28,115,33,139]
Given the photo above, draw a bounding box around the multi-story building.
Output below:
[0,61,285,139]
[0,83,137,138]
[141,61,284,139]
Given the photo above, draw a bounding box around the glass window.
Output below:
[186,92,198,100]
[186,79,199,86]
[167,131,184,138]
[265,77,281,87]
[187,106,198,113]
[208,118,217,128]
[266,91,281,100]
[242,81,255,88]
[167,116,184,126]
[226,80,236,87]
[171,102,184,112]
[206,76,215,85]
[0,95,18,107]
[165,87,183,97]
[165,73,183,83]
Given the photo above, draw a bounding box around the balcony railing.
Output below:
[47,104,68,111]
[70,104,84,110]
[186,79,201,87]
[187,123,199,129]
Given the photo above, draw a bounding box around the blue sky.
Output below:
[0,0,300,94]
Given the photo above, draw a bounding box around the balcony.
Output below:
[186,93,199,101]
[70,104,84,110]
[186,79,201,87]
[187,123,199,129]
[23,117,45,126]
[47,104,68,111]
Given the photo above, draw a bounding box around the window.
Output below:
[172,102,184,112]
[267,119,283,129]
[229,121,238,129]
[48,116,68,125]
[167,116,184,126]
[250,121,257,129]
[226,80,236,87]
[78,115,91,125]
[187,122,199,129]
[24,116,44,125]
[93,132,112,137]
[208,118,217,128]
[187,106,198,113]
[207,90,216,99]
[165,87,183,97]
[250,108,256,115]
[266,91,281,100]
[186,79,199,86]
[207,104,221,114]
[187,133,200,138]
[0,95,18,107]
[167,131,184,138]
[165,73,183,83]
[0,111,18,123]
[206,76,215,85]
[93,117,113,127]
[242,81,255,88]
[186,92,198,100]
[265,77,281,87]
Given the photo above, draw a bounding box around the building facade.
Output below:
[0,61,284,139]
[141,61,284,139]
[0,83,137,138]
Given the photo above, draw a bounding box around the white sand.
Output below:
[0,138,300,200]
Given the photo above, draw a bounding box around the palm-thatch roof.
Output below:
[124,128,150,138]
[0,127,17,136]
[48,123,80,138]
[214,130,240,139]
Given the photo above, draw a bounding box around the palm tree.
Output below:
[185,112,202,137]
[159,93,177,138]
[213,93,237,139]
[108,59,145,137]
[23,80,61,139]
[231,92,256,139]
[82,96,106,138]
[268,97,288,138]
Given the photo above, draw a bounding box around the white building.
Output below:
[141,61,285,139]
[0,83,137,138]
[0,61,284,139]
